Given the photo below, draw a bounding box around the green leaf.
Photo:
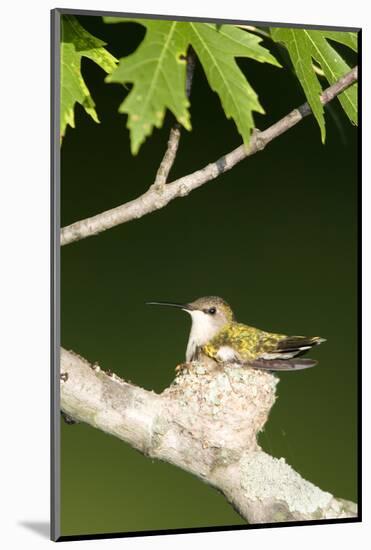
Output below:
[321,31,358,52]
[308,31,357,125]
[105,19,280,154]
[270,28,358,141]
[180,23,281,151]
[106,19,190,155]
[60,15,117,141]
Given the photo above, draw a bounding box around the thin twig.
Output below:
[61,66,357,246]
[152,125,182,188]
[152,49,196,188]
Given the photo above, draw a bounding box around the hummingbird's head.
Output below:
[186,296,234,324]
[147,296,234,347]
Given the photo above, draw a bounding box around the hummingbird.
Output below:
[147,296,326,371]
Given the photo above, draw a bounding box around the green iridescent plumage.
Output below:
[203,323,284,361]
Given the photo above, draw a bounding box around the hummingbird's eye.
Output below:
[208,307,216,315]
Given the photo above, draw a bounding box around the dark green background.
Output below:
[60,15,358,537]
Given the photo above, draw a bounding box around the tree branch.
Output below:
[61,66,357,247]
[60,347,357,524]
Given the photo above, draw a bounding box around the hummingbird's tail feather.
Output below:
[278,335,325,351]
[247,358,317,371]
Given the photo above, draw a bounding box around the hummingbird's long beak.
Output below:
[146,301,192,311]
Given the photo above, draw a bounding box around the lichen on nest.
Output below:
[161,360,279,451]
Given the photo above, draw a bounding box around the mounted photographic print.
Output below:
[51,7,360,542]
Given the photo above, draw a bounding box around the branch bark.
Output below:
[61,66,358,247]
[60,347,357,524]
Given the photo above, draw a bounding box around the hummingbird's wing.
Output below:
[258,335,326,360]
[246,333,325,371]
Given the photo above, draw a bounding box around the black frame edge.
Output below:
[51,7,61,543]
[57,517,361,542]
[55,6,361,31]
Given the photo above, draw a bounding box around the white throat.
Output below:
[185,310,220,362]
